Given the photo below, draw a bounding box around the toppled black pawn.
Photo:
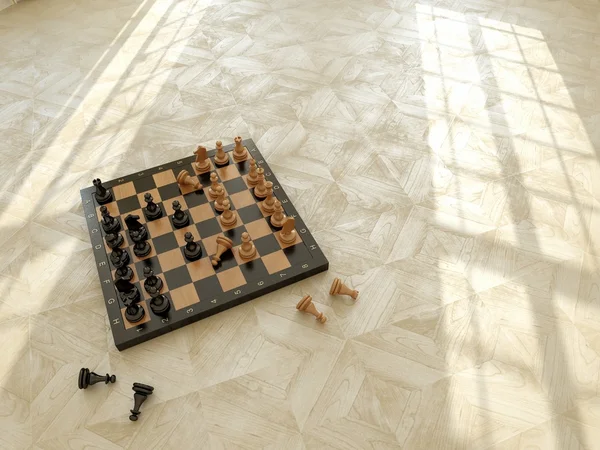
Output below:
[124,299,145,323]
[130,383,154,421]
[148,287,170,316]
[171,200,189,229]
[183,232,202,261]
[143,267,163,294]
[105,232,124,249]
[115,265,134,281]
[115,279,140,304]
[78,367,116,389]
[131,230,151,258]
[100,206,121,234]
[93,178,113,204]
[125,214,147,240]
[144,193,162,221]
[110,247,130,269]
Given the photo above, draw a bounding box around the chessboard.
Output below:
[81,139,329,351]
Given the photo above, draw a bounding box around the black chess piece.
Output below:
[131,230,151,258]
[143,267,163,294]
[115,279,140,304]
[171,200,189,229]
[129,383,154,421]
[115,265,134,281]
[148,287,170,316]
[105,232,124,249]
[93,178,113,204]
[144,193,162,221]
[123,298,145,323]
[78,367,116,389]
[183,232,202,261]
[124,214,148,240]
[110,247,130,269]
[100,206,121,234]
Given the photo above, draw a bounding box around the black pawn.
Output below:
[130,383,154,421]
[143,267,163,294]
[110,247,130,269]
[100,206,121,234]
[105,233,124,249]
[93,178,113,204]
[124,300,145,323]
[131,230,151,258]
[148,288,170,316]
[144,193,162,221]
[115,265,134,281]
[171,200,189,229]
[183,232,202,261]
[78,367,116,389]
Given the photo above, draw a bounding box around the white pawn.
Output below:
[214,186,225,212]
[219,199,237,227]
[254,167,267,198]
[208,172,220,199]
[238,232,256,260]
[246,159,258,186]
[214,140,228,165]
[270,200,286,228]
[262,181,276,213]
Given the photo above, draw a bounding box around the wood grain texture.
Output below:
[2,0,600,447]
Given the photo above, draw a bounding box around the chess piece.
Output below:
[238,232,256,260]
[330,278,359,300]
[214,186,225,212]
[246,159,258,186]
[93,178,113,204]
[125,214,147,240]
[148,288,170,316]
[144,193,162,221]
[270,200,286,228]
[232,136,248,162]
[279,217,297,244]
[219,199,237,227]
[214,140,228,165]
[208,172,221,199]
[183,232,202,261]
[105,232,124,249]
[78,368,116,389]
[261,181,276,214]
[171,200,190,228]
[115,279,141,304]
[115,265,134,281]
[254,168,267,198]
[100,206,120,234]
[143,267,163,294]
[211,236,233,266]
[124,298,145,323]
[176,169,200,190]
[110,246,130,269]
[131,229,151,257]
[193,145,210,172]
[296,295,326,323]
[129,383,154,421]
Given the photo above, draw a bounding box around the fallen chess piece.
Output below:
[330,278,359,300]
[176,169,201,190]
[214,140,229,165]
[193,145,211,173]
[144,193,162,221]
[279,217,297,244]
[238,232,256,260]
[93,178,113,204]
[129,382,154,421]
[78,368,116,389]
[232,136,248,162]
[296,295,326,324]
[211,236,233,266]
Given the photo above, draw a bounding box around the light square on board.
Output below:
[217,266,246,292]
[146,216,172,238]
[187,257,216,282]
[230,190,255,210]
[113,182,137,200]
[158,248,186,272]
[216,164,240,181]
[164,195,188,215]
[189,203,214,223]
[137,188,162,206]
[262,250,291,275]
[170,284,199,310]
[245,218,272,240]
[96,202,119,218]
[275,230,303,249]
[153,170,177,187]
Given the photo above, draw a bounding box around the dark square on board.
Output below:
[134,255,162,278]
[183,190,209,208]
[163,265,193,291]
[117,196,142,215]
[235,159,252,175]
[223,225,247,246]
[212,251,238,273]
[239,258,269,283]
[196,218,222,239]
[253,234,280,257]
[133,176,157,192]
[158,184,181,202]
[283,242,311,266]
[237,204,263,224]
[198,171,214,187]
[222,178,247,195]
[153,233,179,254]
[194,276,222,301]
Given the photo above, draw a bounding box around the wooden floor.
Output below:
[2,0,600,448]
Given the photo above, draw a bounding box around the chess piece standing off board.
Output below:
[194,146,210,173]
